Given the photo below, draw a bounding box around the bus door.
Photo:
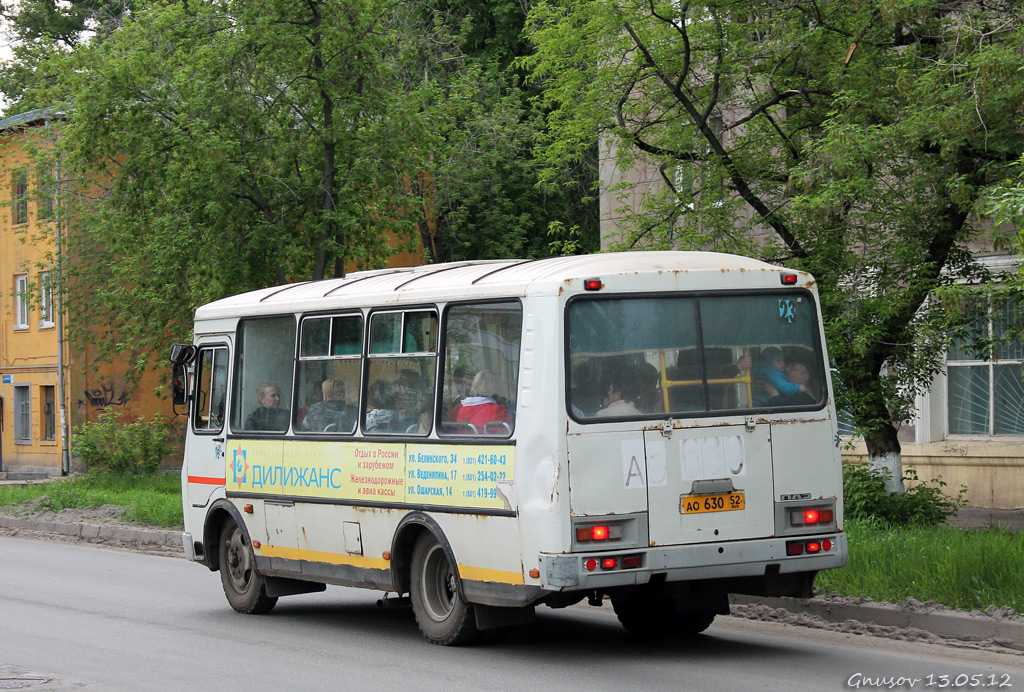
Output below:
[643,423,774,546]
[186,339,232,508]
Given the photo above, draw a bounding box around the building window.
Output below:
[39,271,54,328]
[14,385,31,443]
[12,170,27,225]
[14,274,29,330]
[42,385,56,441]
[38,168,55,220]
[947,296,1024,436]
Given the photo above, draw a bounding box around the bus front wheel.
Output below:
[218,519,278,615]
[409,533,479,646]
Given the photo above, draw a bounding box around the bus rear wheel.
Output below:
[409,533,479,646]
[218,519,278,615]
[612,584,716,638]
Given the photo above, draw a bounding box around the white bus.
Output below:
[171,251,846,645]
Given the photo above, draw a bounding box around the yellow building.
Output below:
[0,108,424,478]
[0,108,170,478]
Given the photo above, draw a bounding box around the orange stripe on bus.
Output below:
[188,476,225,485]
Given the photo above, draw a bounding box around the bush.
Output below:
[843,463,967,527]
[71,408,172,476]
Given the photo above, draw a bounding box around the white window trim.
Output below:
[14,274,29,330]
[38,271,54,329]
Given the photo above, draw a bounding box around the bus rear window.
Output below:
[567,293,825,420]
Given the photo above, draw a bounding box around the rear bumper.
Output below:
[539,532,847,591]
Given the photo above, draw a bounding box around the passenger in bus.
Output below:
[365,379,397,433]
[634,361,662,413]
[753,347,809,405]
[395,369,427,430]
[765,361,817,406]
[595,369,641,418]
[244,382,290,431]
[445,365,475,420]
[570,360,605,417]
[300,378,354,432]
[455,369,511,431]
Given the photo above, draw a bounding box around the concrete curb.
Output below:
[0,514,181,551]
[730,594,1024,651]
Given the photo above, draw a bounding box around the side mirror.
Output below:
[169,343,197,365]
[172,363,189,407]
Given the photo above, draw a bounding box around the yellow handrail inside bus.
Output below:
[659,350,753,411]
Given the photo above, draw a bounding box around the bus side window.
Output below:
[193,346,228,432]
[296,314,362,434]
[232,316,297,433]
[440,301,522,438]
[365,310,437,435]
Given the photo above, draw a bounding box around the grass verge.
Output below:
[0,471,183,529]
[816,517,1024,614]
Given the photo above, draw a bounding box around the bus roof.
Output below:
[194,251,802,321]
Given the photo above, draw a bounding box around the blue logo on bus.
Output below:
[233,449,248,485]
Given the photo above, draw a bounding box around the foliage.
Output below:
[0,470,183,528]
[71,408,171,476]
[0,0,599,383]
[843,463,966,528]
[0,0,136,107]
[391,0,600,262]
[522,0,1024,462]
[816,518,1024,614]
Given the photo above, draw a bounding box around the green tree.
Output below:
[0,0,135,109]
[523,0,1024,487]
[395,0,599,262]
[30,0,422,376]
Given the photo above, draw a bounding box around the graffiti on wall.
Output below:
[80,383,130,408]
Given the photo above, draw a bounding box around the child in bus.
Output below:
[753,347,809,405]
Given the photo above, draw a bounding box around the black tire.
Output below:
[612,585,716,638]
[218,519,278,615]
[409,532,479,646]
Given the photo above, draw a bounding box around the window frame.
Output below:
[945,294,1024,438]
[14,274,29,330]
[11,170,27,226]
[13,384,31,444]
[564,289,828,423]
[230,315,298,435]
[363,307,439,436]
[294,311,364,436]
[437,299,523,439]
[41,385,56,441]
[193,344,230,435]
[38,271,54,329]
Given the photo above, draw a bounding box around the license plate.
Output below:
[680,492,745,514]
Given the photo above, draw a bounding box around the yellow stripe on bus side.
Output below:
[257,544,390,570]
[458,564,524,585]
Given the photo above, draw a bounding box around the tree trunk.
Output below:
[864,423,904,495]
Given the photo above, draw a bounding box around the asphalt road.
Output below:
[1,536,1020,692]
